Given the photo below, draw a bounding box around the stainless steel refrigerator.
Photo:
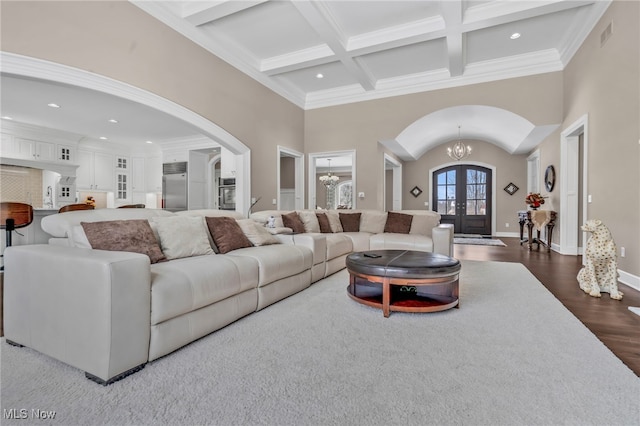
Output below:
[162,162,188,212]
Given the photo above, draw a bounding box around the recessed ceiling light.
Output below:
[146,141,153,144]
[316,73,324,79]
[510,32,521,40]
[47,103,61,108]
[108,119,118,123]
[99,136,108,140]
[2,116,13,120]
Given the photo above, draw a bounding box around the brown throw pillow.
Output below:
[282,211,305,234]
[81,220,166,264]
[339,212,361,232]
[384,212,413,234]
[205,216,254,254]
[316,213,332,233]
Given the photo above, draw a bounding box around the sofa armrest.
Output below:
[432,224,454,257]
[4,245,151,384]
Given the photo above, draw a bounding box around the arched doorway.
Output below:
[433,164,492,235]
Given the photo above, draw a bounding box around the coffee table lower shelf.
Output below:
[347,286,458,313]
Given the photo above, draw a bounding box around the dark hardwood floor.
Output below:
[454,237,640,377]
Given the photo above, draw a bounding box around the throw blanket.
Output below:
[531,210,552,231]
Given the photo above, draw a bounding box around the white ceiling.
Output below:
[134,0,611,110]
[0,74,203,148]
[0,1,611,160]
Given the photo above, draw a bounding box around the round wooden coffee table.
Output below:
[346,250,461,317]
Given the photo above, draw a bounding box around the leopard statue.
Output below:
[577,219,623,300]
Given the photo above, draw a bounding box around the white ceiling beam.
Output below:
[182,0,268,27]
[463,0,596,32]
[442,0,465,77]
[261,45,335,75]
[346,16,446,54]
[292,1,376,91]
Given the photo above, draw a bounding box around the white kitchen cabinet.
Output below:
[57,144,75,163]
[220,147,236,178]
[32,140,56,162]
[77,149,114,191]
[131,157,145,192]
[145,156,162,192]
[1,133,75,166]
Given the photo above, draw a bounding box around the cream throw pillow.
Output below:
[237,219,281,246]
[297,210,321,233]
[153,216,214,260]
[325,211,343,233]
[360,211,388,234]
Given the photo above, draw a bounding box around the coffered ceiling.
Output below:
[134,0,611,110]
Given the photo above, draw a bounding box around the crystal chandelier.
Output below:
[319,159,339,188]
[447,125,472,161]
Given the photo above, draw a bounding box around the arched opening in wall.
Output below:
[1,52,251,213]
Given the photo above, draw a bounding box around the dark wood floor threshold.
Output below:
[454,236,640,377]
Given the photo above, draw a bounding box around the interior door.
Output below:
[433,165,492,235]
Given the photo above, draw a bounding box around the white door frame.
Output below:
[308,150,356,210]
[429,161,497,236]
[277,146,304,210]
[207,154,221,209]
[383,153,402,211]
[559,114,588,255]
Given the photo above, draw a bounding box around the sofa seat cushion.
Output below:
[228,245,313,287]
[342,232,373,252]
[150,255,259,326]
[325,233,353,260]
[369,233,434,252]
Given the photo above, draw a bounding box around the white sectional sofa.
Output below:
[3,208,452,385]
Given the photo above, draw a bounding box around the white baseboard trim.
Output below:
[495,231,520,238]
[618,269,640,293]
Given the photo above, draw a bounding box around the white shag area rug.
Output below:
[454,237,506,246]
[1,260,638,426]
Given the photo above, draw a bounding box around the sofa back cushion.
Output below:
[384,212,413,234]
[42,208,174,239]
[153,216,214,260]
[339,212,361,232]
[282,211,305,234]
[206,216,254,254]
[81,219,166,263]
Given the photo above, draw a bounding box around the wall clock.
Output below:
[545,165,556,192]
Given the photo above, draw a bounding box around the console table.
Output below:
[526,210,557,252]
[518,210,528,244]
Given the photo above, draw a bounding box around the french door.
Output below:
[433,165,492,235]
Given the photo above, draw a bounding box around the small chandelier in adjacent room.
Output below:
[319,158,339,188]
[447,125,472,161]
